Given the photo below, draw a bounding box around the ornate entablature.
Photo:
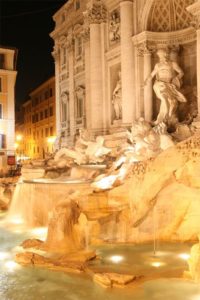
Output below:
[133,28,197,56]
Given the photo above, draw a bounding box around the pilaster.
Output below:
[187,1,200,122]
[52,45,61,137]
[120,0,135,125]
[85,0,107,135]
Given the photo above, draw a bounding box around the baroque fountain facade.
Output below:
[1,0,200,299]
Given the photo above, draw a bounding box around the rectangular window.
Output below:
[45,128,49,137]
[49,88,53,97]
[50,127,53,136]
[0,54,5,69]
[40,111,43,120]
[0,134,6,149]
[0,78,2,92]
[0,103,2,119]
[45,91,49,99]
[49,106,53,117]
[45,109,48,118]
[75,37,82,60]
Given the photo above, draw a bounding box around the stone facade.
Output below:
[0,46,17,172]
[50,0,200,143]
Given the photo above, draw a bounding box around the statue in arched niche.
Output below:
[144,48,187,127]
[112,71,122,121]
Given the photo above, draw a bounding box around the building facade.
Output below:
[50,0,200,144]
[21,76,56,159]
[0,46,17,171]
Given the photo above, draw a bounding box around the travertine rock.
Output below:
[93,272,137,288]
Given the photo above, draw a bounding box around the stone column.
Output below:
[187,1,200,121]
[82,29,91,130]
[67,33,75,137]
[120,0,135,124]
[52,45,61,137]
[134,47,142,119]
[143,46,153,122]
[87,0,107,135]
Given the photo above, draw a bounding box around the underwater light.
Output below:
[0,251,10,260]
[5,261,19,272]
[178,253,190,261]
[110,255,124,263]
[151,261,165,268]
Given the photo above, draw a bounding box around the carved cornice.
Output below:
[132,28,197,48]
[86,0,107,24]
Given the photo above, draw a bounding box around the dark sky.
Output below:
[0,0,67,106]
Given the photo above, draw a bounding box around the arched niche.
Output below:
[140,0,194,33]
[134,0,197,122]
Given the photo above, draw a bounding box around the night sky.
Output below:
[0,0,67,106]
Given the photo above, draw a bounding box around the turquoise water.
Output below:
[0,215,199,300]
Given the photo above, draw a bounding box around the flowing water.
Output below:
[0,212,199,300]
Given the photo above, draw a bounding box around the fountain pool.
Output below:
[0,212,199,300]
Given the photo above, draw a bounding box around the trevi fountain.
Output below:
[1,0,200,299]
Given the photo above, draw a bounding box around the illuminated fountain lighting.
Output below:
[0,251,10,260]
[151,261,166,268]
[178,253,190,261]
[4,261,20,272]
[109,255,124,264]
[29,227,48,241]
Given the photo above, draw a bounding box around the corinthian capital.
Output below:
[136,42,155,56]
[187,1,200,30]
[86,0,107,24]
